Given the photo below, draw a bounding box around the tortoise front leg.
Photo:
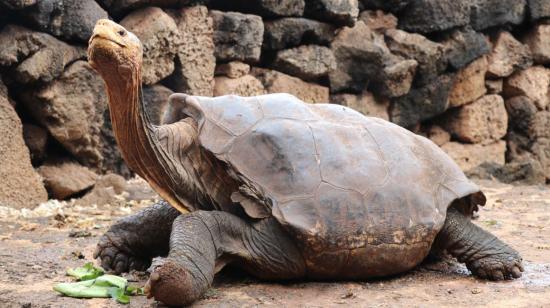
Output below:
[433,207,523,280]
[94,200,180,273]
[144,211,306,306]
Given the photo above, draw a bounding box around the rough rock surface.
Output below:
[0,0,37,9]
[466,158,546,185]
[361,0,411,13]
[485,79,503,94]
[215,61,250,79]
[23,124,48,165]
[252,68,329,103]
[529,139,550,179]
[444,95,508,144]
[329,21,388,92]
[0,25,85,84]
[78,173,127,206]
[214,75,266,97]
[442,27,490,70]
[331,92,389,120]
[0,79,48,209]
[425,125,451,146]
[524,24,550,65]
[168,6,215,96]
[528,0,550,20]
[273,45,336,81]
[385,28,445,86]
[507,135,550,181]
[263,18,335,50]
[441,141,506,172]
[142,84,173,125]
[358,10,397,31]
[305,0,359,26]
[374,55,417,98]
[487,31,533,78]
[397,0,470,33]
[506,97,550,153]
[390,74,455,128]
[469,0,526,31]
[213,0,305,17]
[38,160,98,200]
[504,66,550,110]
[18,61,110,168]
[505,96,538,137]
[97,0,191,15]
[210,10,264,63]
[121,7,180,85]
[448,56,488,107]
[24,0,108,42]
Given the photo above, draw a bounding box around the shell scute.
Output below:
[227,118,322,199]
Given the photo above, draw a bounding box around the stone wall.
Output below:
[0,0,549,208]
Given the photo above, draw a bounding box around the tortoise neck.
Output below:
[104,68,175,202]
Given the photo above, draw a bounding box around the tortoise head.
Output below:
[88,19,142,84]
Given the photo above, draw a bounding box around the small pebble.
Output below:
[68,230,92,238]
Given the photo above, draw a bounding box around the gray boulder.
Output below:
[212,0,305,17]
[384,29,446,86]
[273,45,336,81]
[210,10,264,63]
[390,74,455,128]
[528,0,550,20]
[98,0,192,16]
[305,0,359,26]
[0,25,85,84]
[359,0,411,13]
[263,17,335,50]
[441,27,490,70]
[18,60,124,173]
[397,0,470,33]
[329,21,387,93]
[469,0,526,31]
[24,0,108,42]
[0,0,37,9]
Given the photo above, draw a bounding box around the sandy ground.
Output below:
[0,179,549,308]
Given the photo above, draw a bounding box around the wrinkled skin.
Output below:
[89,20,523,306]
[96,201,522,305]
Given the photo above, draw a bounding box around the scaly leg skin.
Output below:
[94,200,181,274]
[434,207,523,280]
[144,210,306,306]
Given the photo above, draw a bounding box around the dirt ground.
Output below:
[0,179,549,308]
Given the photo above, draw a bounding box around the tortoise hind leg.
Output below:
[433,207,523,280]
[144,211,306,306]
[94,200,180,273]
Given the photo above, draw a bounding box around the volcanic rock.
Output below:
[121,7,181,85]
[210,10,264,63]
[263,17,335,50]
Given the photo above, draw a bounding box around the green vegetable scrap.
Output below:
[53,263,144,305]
[67,262,104,280]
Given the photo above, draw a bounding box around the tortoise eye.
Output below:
[118,30,126,36]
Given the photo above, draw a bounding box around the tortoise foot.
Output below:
[467,251,524,281]
[144,257,200,306]
[93,230,150,274]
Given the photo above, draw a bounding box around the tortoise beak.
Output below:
[89,19,127,48]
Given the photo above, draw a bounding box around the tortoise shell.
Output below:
[171,93,484,278]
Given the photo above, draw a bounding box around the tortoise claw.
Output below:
[94,231,151,274]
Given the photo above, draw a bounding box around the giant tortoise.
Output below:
[87,19,523,306]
